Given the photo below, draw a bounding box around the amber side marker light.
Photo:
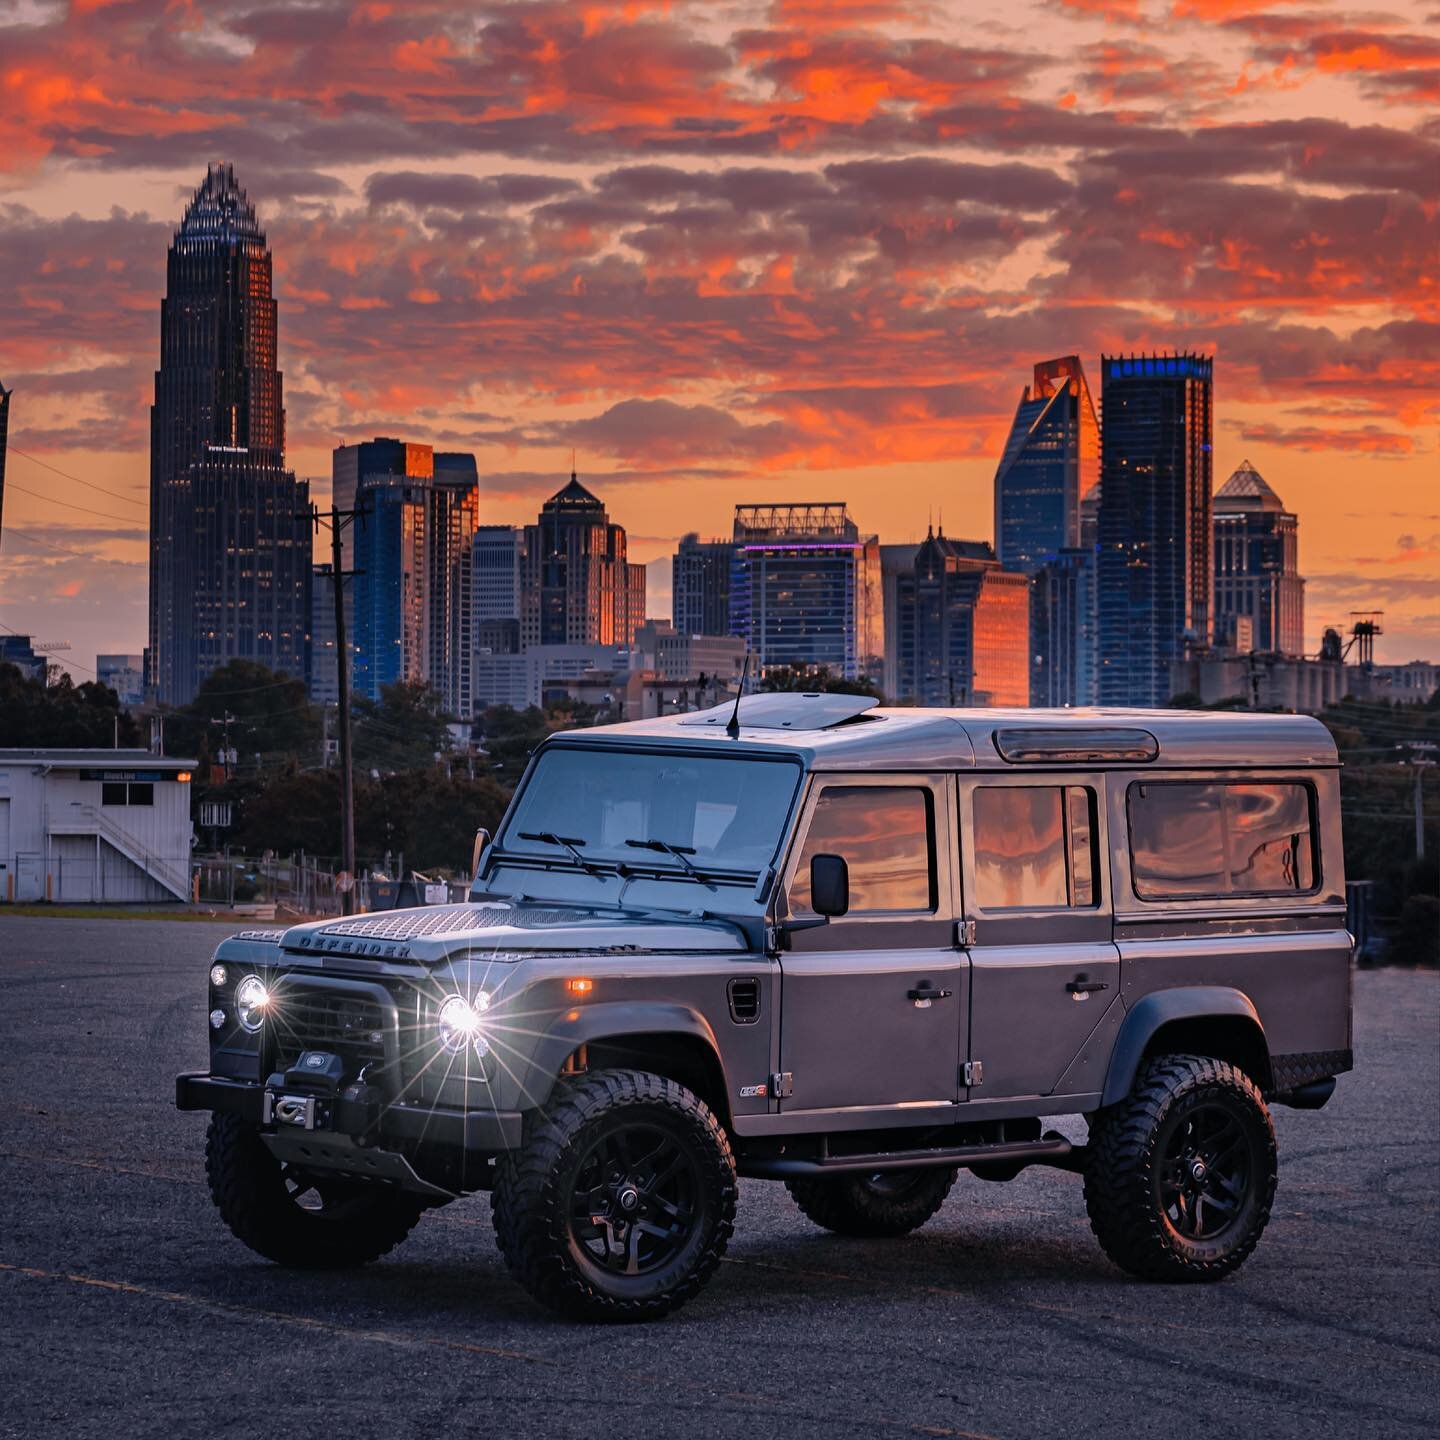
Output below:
[566,977,594,996]
[176,772,193,783]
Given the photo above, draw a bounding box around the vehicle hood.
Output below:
[278,900,747,966]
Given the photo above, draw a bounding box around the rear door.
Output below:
[958,774,1121,1100]
[778,774,968,1115]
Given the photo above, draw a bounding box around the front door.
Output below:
[958,776,1121,1100]
[778,775,967,1115]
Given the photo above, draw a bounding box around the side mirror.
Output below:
[810,853,849,917]
[471,827,492,878]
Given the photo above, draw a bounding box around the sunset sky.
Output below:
[1,0,1436,676]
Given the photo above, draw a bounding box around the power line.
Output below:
[4,479,146,525]
[7,446,147,509]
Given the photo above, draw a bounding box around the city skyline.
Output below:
[1,1,1436,674]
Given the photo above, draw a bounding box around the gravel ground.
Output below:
[1,915,1436,1440]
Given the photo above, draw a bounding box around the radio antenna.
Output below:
[726,653,751,738]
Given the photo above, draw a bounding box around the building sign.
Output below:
[77,769,184,783]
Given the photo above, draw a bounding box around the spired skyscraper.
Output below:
[147,164,310,705]
[1097,353,1214,707]
[1212,460,1304,658]
[993,356,1099,575]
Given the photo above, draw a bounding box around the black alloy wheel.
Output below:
[786,1165,958,1237]
[492,1069,736,1321]
[1084,1053,1277,1282]
[205,1112,426,1268]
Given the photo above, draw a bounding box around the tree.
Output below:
[353,681,453,775]
[0,662,141,747]
[166,660,319,769]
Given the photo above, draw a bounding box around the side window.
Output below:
[972,785,1099,909]
[1128,781,1316,900]
[788,786,935,916]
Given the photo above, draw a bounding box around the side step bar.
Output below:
[739,1132,1084,1180]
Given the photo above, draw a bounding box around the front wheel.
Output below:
[787,1167,958,1237]
[1084,1054,1277,1282]
[491,1070,737,1322]
[204,1112,426,1268]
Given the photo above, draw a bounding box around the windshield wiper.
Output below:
[623,838,717,889]
[518,831,606,877]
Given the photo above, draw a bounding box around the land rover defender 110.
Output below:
[177,696,1353,1320]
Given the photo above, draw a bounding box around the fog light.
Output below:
[210,964,228,988]
[209,1008,227,1031]
[437,992,491,1056]
[235,974,269,1033]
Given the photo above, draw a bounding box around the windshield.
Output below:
[499,748,801,877]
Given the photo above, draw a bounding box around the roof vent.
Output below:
[994,727,1159,764]
[679,693,878,731]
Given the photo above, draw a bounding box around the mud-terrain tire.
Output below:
[1084,1053,1277,1283]
[786,1167,958,1238]
[491,1069,737,1322]
[205,1112,425,1268]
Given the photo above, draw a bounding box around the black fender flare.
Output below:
[1101,986,1268,1107]
[510,1001,729,1113]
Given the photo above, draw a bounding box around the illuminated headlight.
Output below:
[209,1008,227,1031]
[210,964,228,988]
[235,974,270,1033]
[437,992,491,1056]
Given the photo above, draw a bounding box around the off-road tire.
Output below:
[491,1069,737,1322]
[1084,1053,1277,1283]
[205,1112,425,1268]
[786,1167,958,1238]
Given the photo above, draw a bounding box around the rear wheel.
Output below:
[787,1167,958,1238]
[491,1069,737,1321]
[204,1112,425,1268]
[1084,1054,1277,1282]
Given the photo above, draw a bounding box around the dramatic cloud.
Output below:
[0,0,1434,663]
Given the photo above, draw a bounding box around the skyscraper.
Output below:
[672,534,733,636]
[1031,548,1098,707]
[730,503,882,680]
[520,470,643,648]
[1097,353,1214,707]
[428,452,480,718]
[148,164,310,704]
[993,356,1099,575]
[1213,460,1305,657]
[893,531,1029,707]
[335,438,432,701]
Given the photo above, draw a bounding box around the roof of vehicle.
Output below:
[544,696,1339,771]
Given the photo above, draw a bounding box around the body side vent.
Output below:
[727,977,761,1025]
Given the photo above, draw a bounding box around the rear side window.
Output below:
[789,786,935,915]
[972,785,1098,909]
[1128,781,1316,900]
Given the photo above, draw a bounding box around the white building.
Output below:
[0,750,196,903]
[474,644,632,712]
[97,654,145,709]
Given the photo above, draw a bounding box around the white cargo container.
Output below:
[0,749,196,903]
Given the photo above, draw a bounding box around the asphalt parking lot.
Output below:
[1,915,1436,1440]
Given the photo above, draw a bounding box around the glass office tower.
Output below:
[1213,460,1304,657]
[1097,353,1214,707]
[148,164,310,704]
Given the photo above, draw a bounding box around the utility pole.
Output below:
[1398,742,1437,861]
[314,504,367,914]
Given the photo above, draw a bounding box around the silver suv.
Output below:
[178,695,1353,1320]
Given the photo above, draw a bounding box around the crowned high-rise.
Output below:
[147,164,310,705]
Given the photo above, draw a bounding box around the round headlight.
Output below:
[209,1008,227,1031]
[437,992,491,1056]
[210,964,228,988]
[235,974,269,1033]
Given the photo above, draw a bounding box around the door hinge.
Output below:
[770,1071,794,1099]
[957,919,976,946]
[963,1061,983,1087]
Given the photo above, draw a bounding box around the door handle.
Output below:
[908,986,952,1002]
[1066,977,1109,997]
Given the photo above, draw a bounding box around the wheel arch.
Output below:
[517,1002,734,1129]
[1102,987,1271,1105]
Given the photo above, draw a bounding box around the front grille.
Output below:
[271,987,388,1072]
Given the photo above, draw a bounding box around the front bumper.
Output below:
[175,1073,525,1152]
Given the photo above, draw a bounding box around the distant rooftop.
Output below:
[1215,459,1286,511]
